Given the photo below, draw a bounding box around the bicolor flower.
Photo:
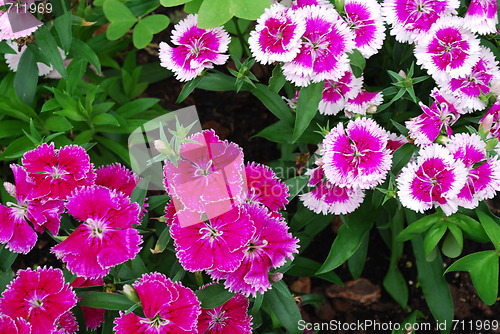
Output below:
[386,132,408,153]
[168,204,255,273]
[344,0,385,58]
[344,89,383,116]
[319,69,363,115]
[0,267,77,334]
[21,143,96,200]
[397,144,468,215]
[282,5,355,86]
[442,47,500,112]
[0,164,64,254]
[209,204,299,296]
[241,162,289,211]
[447,133,500,208]
[159,14,230,82]
[300,167,365,215]
[197,294,252,334]
[95,163,141,197]
[464,0,498,35]
[414,16,481,83]
[249,3,306,64]
[114,273,201,334]
[51,186,143,278]
[406,88,461,145]
[291,0,333,9]
[382,0,459,43]
[480,101,500,139]
[322,118,392,189]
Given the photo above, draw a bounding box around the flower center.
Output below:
[86,218,108,238]
[147,314,170,329]
[50,166,68,179]
[201,223,223,241]
[194,160,213,177]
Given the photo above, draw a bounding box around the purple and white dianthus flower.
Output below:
[319,69,363,115]
[463,0,498,35]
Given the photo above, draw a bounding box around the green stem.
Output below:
[232,17,251,58]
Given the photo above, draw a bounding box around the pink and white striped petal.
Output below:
[463,0,498,35]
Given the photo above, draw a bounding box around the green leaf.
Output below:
[292,81,323,142]
[195,284,234,309]
[232,0,270,20]
[0,136,34,160]
[288,257,343,285]
[441,228,462,258]
[152,226,171,254]
[317,196,376,274]
[423,223,447,259]
[391,143,416,174]
[348,232,369,279]
[133,15,170,49]
[411,235,453,331]
[269,65,286,93]
[104,0,137,40]
[264,280,302,334]
[0,40,16,54]
[176,76,203,104]
[45,115,73,132]
[35,25,67,79]
[397,213,442,242]
[14,47,38,106]
[160,0,191,6]
[130,176,150,206]
[251,84,294,125]
[70,39,102,75]
[0,120,28,139]
[197,0,232,29]
[476,210,500,250]
[284,175,309,201]
[93,113,120,126]
[54,11,73,51]
[116,98,159,118]
[445,251,498,305]
[348,49,366,77]
[0,246,18,272]
[446,214,489,243]
[79,292,135,310]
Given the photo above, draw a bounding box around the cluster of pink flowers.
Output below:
[163,129,299,296]
[0,267,78,334]
[301,118,402,215]
[159,14,231,82]
[113,273,253,333]
[384,0,500,113]
[250,1,382,80]
[397,133,500,215]
[0,143,144,279]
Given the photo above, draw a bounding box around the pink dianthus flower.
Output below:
[114,273,201,334]
[209,204,299,296]
[397,144,468,215]
[322,118,392,189]
[197,294,252,334]
[51,186,142,278]
[0,267,77,334]
[464,0,498,35]
[319,69,363,116]
[159,14,230,82]
[344,90,383,116]
[21,143,96,200]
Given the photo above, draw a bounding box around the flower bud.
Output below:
[123,284,140,303]
[270,272,283,282]
[154,139,174,156]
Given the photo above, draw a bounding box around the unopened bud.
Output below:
[123,284,140,303]
[334,0,345,13]
[154,139,174,156]
[435,134,449,145]
[398,70,407,79]
[270,272,283,282]
[479,114,494,137]
[366,105,378,114]
[3,182,16,198]
[490,79,500,98]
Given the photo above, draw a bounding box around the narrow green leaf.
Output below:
[0,40,16,54]
[252,84,294,125]
[288,257,343,285]
[292,82,323,142]
[79,292,135,310]
[116,98,159,118]
[70,39,102,75]
[0,246,18,272]
[264,280,302,334]
[397,213,441,242]
[348,232,369,279]
[423,223,447,259]
[130,176,150,206]
[0,136,34,160]
[284,175,309,201]
[152,226,171,254]
[446,214,489,243]
[269,65,286,93]
[96,136,130,164]
[35,25,67,79]
[411,235,453,331]
[176,76,203,104]
[54,11,73,51]
[14,47,38,106]
[476,210,500,250]
[93,113,120,126]
[0,120,28,139]
[391,143,416,174]
[45,115,73,132]
[195,284,234,309]
[441,228,462,258]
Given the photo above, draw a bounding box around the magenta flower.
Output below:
[114,273,201,334]
[344,90,383,116]
[406,89,461,146]
[159,14,230,82]
[480,101,500,139]
[53,311,78,334]
[322,118,392,189]
[382,0,459,43]
[21,143,96,200]
[386,132,408,153]
[447,133,500,209]
[241,162,289,211]
[0,164,64,254]
[344,0,385,58]
[414,16,481,83]
[397,144,468,215]
[249,4,305,64]
[442,47,500,112]
[164,130,245,227]
[319,69,363,115]
[282,5,355,86]
[51,186,142,278]
[464,0,498,35]
[291,0,333,9]
[0,314,31,333]
[209,204,299,296]
[168,204,255,272]
[197,294,252,334]
[0,267,77,334]
[71,277,105,330]
[95,163,141,197]
[300,167,365,215]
